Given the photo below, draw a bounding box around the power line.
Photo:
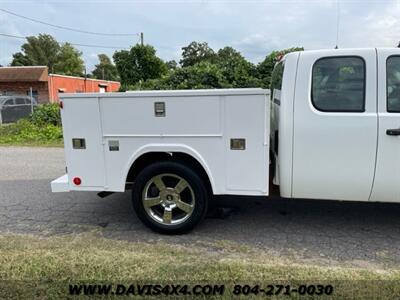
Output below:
[0,33,128,49]
[0,8,139,37]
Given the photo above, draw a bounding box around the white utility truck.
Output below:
[52,48,400,234]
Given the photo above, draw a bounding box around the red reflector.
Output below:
[59,101,63,109]
[73,177,81,185]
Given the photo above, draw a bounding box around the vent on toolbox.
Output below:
[72,138,86,149]
[230,138,246,150]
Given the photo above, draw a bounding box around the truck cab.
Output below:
[271,48,400,203]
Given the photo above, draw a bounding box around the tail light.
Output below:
[73,177,82,185]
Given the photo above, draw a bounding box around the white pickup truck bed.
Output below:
[52,88,270,196]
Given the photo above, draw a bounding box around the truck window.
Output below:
[386,56,400,113]
[312,56,365,112]
[270,61,284,102]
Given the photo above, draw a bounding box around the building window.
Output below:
[26,90,38,101]
[98,84,107,93]
[311,56,365,112]
[386,56,400,113]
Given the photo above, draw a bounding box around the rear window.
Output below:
[386,56,400,113]
[270,61,284,102]
[312,56,365,112]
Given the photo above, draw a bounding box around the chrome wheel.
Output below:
[142,173,195,226]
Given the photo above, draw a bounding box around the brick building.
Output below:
[0,66,121,103]
[0,66,49,103]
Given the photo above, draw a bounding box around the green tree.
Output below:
[215,46,259,88]
[131,61,229,90]
[180,41,216,67]
[166,60,178,70]
[256,47,304,88]
[92,54,119,81]
[122,44,303,91]
[113,44,167,87]
[130,77,170,91]
[11,34,85,76]
[54,43,85,76]
[169,61,228,89]
[11,34,60,72]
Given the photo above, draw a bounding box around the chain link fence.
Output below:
[0,92,37,124]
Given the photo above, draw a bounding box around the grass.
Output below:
[0,140,63,147]
[0,104,63,147]
[0,232,399,299]
[0,120,63,147]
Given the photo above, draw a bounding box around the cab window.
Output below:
[312,56,365,112]
[386,56,400,113]
[270,61,284,103]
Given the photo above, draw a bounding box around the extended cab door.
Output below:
[370,49,400,202]
[292,49,378,201]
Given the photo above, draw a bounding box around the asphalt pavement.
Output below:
[1,146,400,269]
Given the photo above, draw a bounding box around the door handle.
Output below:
[386,128,400,136]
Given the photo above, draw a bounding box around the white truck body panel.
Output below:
[292,48,378,201]
[53,89,270,196]
[52,48,400,206]
[50,174,69,192]
[370,48,400,202]
[271,52,299,197]
[62,98,106,190]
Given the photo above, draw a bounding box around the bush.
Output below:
[128,62,232,91]
[0,104,63,146]
[30,103,61,126]
[0,118,62,145]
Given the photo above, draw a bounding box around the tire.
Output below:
[132,161,208,234]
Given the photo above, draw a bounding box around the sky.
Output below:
[0,0,399,72]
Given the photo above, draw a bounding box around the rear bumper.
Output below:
[51,174,70,192]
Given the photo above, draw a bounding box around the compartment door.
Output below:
[62,97,106,189]
[225,95,269,195]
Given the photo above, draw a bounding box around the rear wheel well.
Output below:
[126,152,213,195]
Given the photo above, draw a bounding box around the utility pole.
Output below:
[140,32,144,46]
[84,67,87,93]
[29,87,33,114]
